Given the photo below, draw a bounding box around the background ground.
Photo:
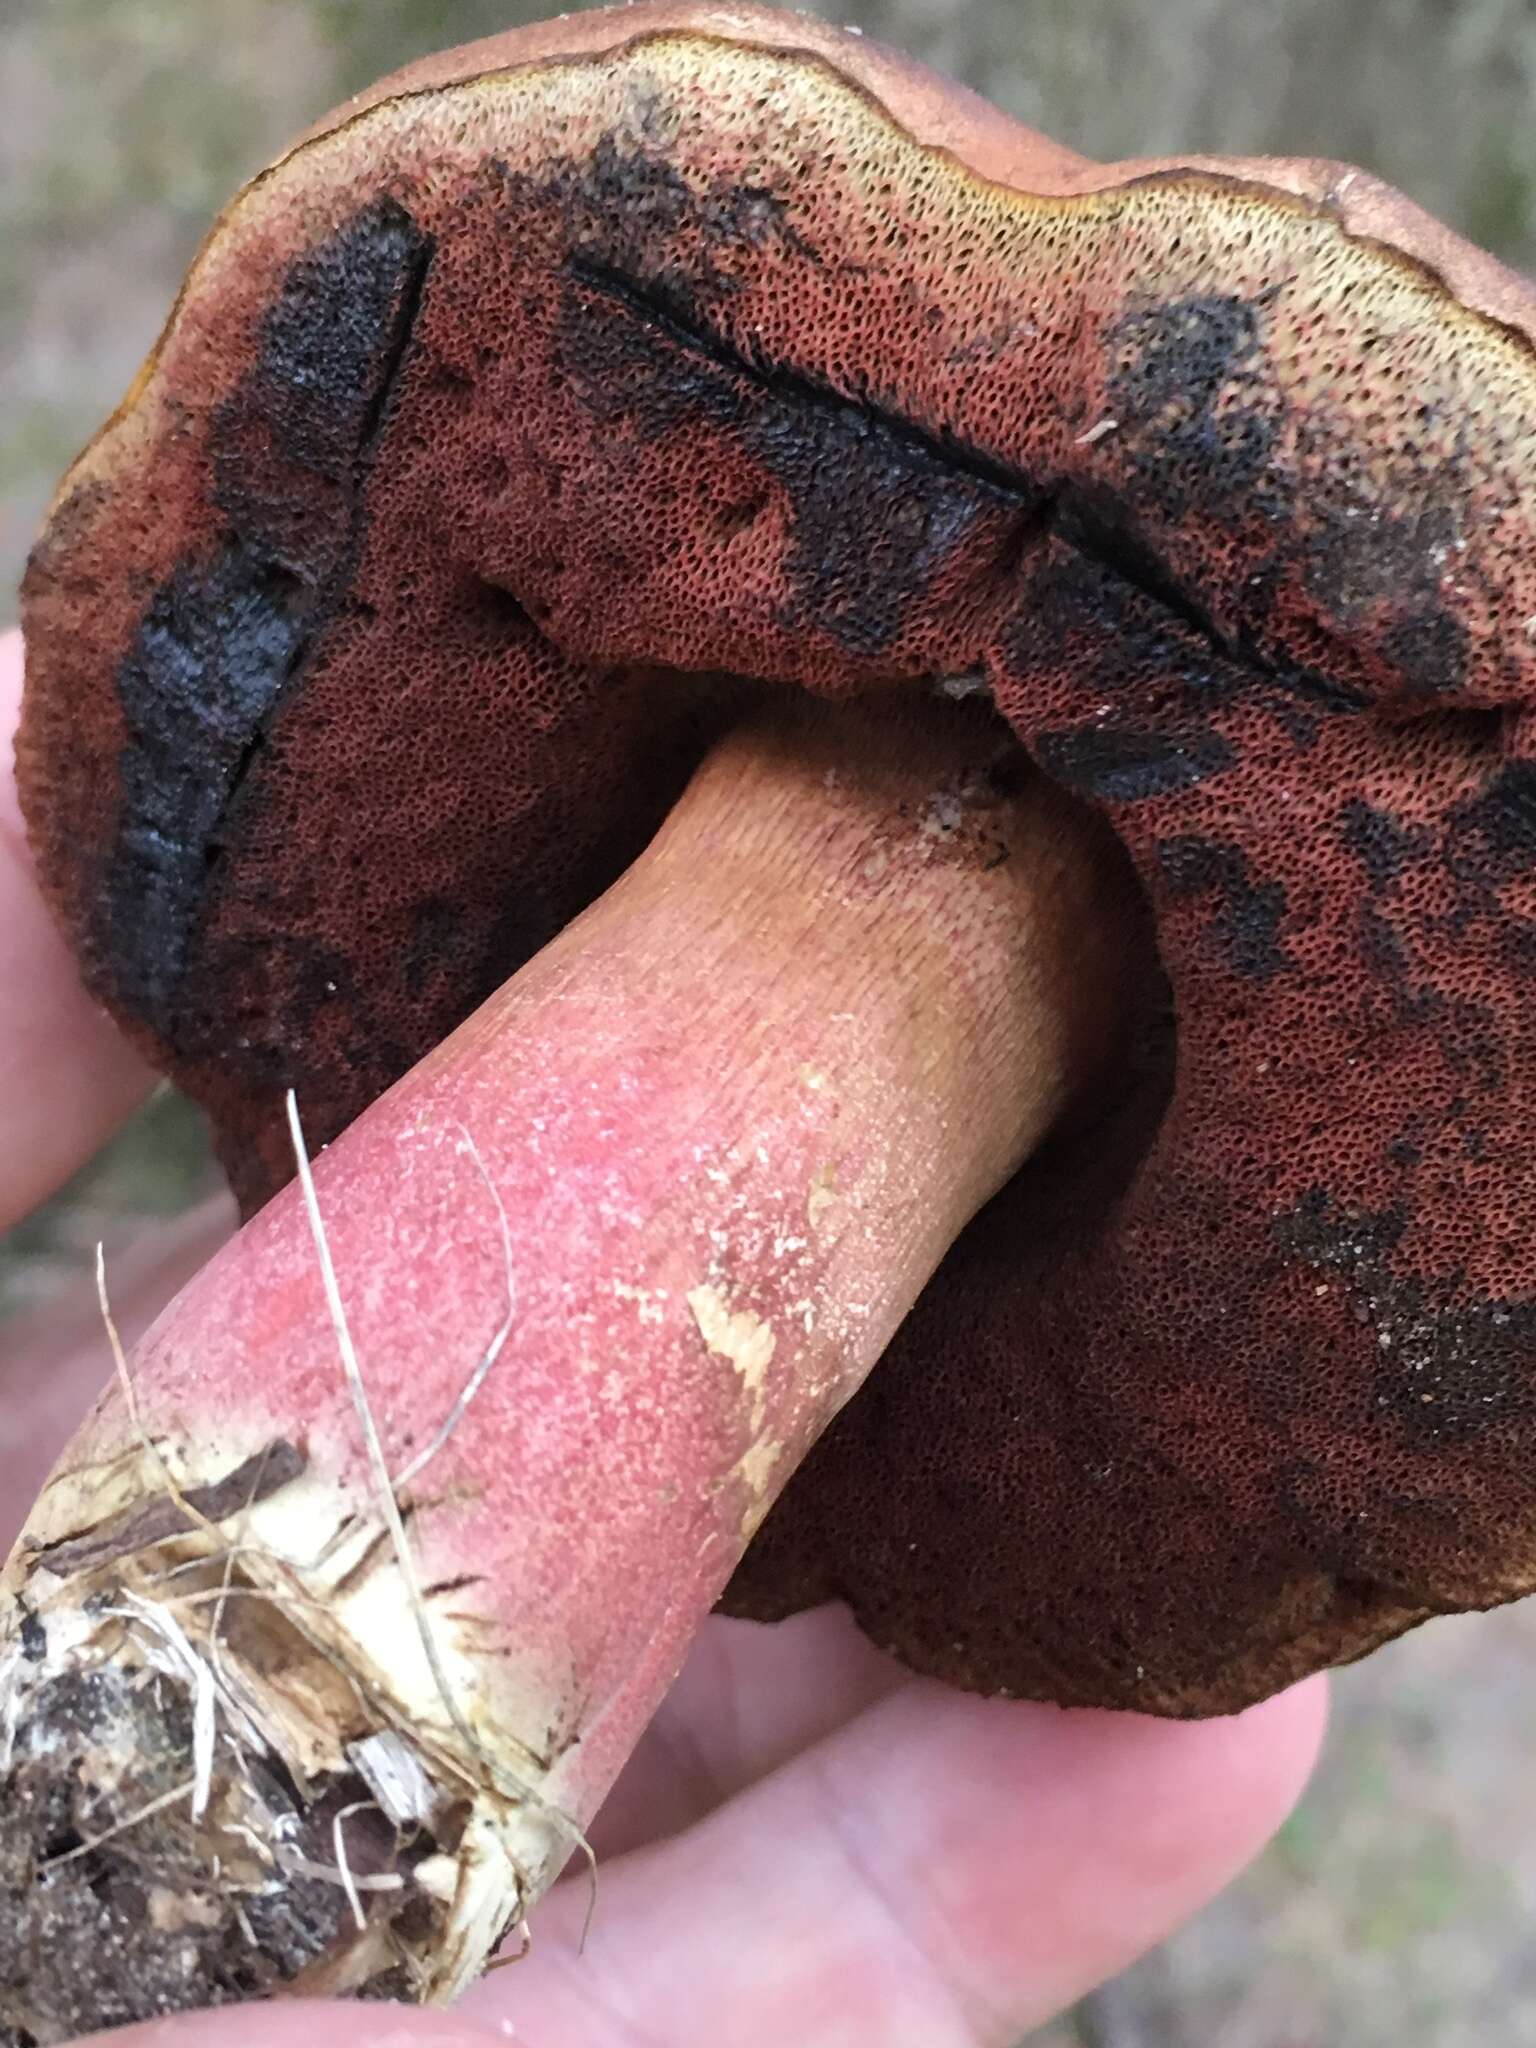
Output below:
[6,2,1536,2041]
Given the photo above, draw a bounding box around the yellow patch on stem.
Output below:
[686,1283,776,1435]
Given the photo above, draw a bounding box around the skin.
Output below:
[1,626,1326,2044]
[0,643,151,1220]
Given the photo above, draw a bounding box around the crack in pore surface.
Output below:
[569,250,1045,507]
[566,251,1371,716]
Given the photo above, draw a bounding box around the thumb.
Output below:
[70,2006,514,2048]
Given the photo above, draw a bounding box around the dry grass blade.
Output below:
[43,1779,197,1867]
[283,1089,488,1778]
[392,1122,516,1492]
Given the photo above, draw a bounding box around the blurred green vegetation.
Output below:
[0,1090,214,1321]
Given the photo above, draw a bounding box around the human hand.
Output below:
[0,623,1326,2047]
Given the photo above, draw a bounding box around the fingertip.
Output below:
[942,1669,1330,1923]
[1202,1669,1331,1837]
[819,1673,1330,2034]
[0,625,154,1228]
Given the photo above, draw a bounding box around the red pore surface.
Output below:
[17,2,1536,1713]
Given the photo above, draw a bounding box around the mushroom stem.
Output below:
[1,694,1133,2021]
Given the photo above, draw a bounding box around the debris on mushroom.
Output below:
[9,0,1536,2024]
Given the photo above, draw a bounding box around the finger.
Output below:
[587,1602,905,1859]
[470,1674,1328,2048]
[69,2006,506,2048]
[0,627,153,1230]
[58,1684,1327,2048]
[1,1193,235,1553]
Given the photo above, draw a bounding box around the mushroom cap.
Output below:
[18,2,1536,1715]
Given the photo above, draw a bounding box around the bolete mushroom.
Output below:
[5,0,1536,2025]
